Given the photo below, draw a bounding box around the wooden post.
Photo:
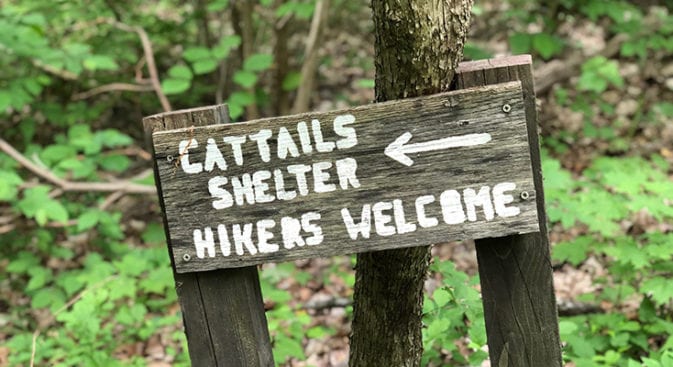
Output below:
[456,55,563,366]
[143,105,274,367]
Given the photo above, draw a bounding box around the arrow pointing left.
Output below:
[385,132,492,166]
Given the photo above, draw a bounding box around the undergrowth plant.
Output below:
[545,152,673,366]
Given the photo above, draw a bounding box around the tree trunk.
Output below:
[349,1,473,366]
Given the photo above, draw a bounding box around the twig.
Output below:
[0,137,156,194]
[72,82,154,100]
[108,147,152,161]
[557,299,604,316]
[109,21,172,112]
[303,296,352,310]
[31,60,78,81]
[30,276,118,367]
[99,191,125,210]
[292,0,330,114]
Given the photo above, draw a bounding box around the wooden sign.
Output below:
[150,81,539,273]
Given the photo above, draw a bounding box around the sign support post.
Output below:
[144,106,274,367]
[458,55,563,366]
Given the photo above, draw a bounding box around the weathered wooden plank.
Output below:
[459,55,563,366]
[151,82,539,272]
[144,105,273,367]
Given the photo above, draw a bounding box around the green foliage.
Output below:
[422,261,487,366]
[509,32,565,60]
[545,151,673,366]
[5,237,188,366]
[578,56,624,94]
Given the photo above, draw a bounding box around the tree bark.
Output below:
[349,1,473,366]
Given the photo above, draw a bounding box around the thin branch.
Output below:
[72,82,154,100]
[292,0,330,114]
[0,137,156,194]
[31,60,78,81]
[99,191,125,210]
[109,21,172,112]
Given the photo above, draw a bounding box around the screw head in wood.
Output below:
[520,191,530,200]
[502,104,512,113]
[167,155,174,162]
[183,253,191,262]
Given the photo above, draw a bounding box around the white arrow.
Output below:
[384,132,492,166]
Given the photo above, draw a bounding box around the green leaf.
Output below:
[273,337,305,362]
[282,71,301,91]
[56,271,85,296]
[509,33,532,54]
[212,35,241,59]
[558,320,579,337]
[31,287,66,310]
[356,78,375,89]
[565,335,596,358]
[77,210,101,231]
[168,65,193,80]
[183,47,211,62]
[115,253,151,277]
[7,252,40,274]
[96,129,133,148]
[532,33,564,59]
[463,42,493,60]
[233,70,258,88]
[83,55,119,71]
[552,236,592,266]
[207,0,229,11]
[68,124,96,152]
[432,288,452,308]
[0,169,23,200]
[228,91,255,106]
[425,317,451,341]
[98,154,131,172]
[161,78,191,95]
[276,2,314,19]
[0,90,11,112]
[26,267,51,292]
[57,157,96,179]
[243,53,273,71]
[142,222,165,244]
[642,278,673,306]
[192,59,218,74]
[40,144,77,165]
[43,200,69,224]
[17,185,51,219]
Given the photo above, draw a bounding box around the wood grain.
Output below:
[144,105,273,367]
[461,56,563,366]
[151,82,539,272]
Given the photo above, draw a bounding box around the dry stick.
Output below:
[72,82,154,100]
[292,0,330,114]
[0,137,156,194]
[29,276,118,367]
[31,59,78,80]
[109,21,172,112]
